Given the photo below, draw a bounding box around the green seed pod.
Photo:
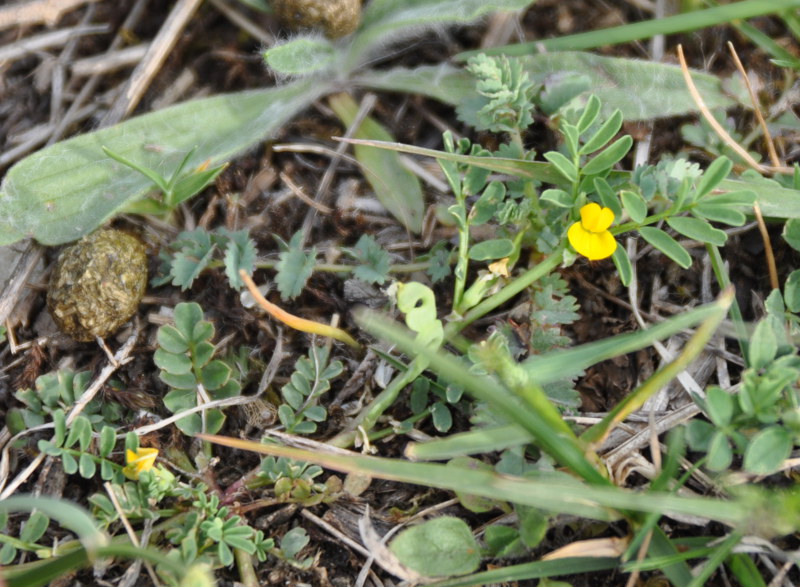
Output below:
[47,229,147,341]
[272,0,361,39]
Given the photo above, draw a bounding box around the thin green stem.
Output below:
[447,241,567,335]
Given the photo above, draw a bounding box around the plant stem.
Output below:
[447,241,567,335]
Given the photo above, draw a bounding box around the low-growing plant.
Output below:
[156,302,243,436]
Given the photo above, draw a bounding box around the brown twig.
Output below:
[676,45,791,175]
[726,42,780,290]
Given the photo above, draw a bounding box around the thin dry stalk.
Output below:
[726,42,780,290]
[676,45,791,175]
[101,0,203,125]
[0,0,97,30]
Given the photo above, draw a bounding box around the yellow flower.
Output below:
[123,447,159,481]
[567,203,617,260]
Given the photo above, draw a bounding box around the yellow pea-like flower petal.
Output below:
[568,203,617,261]
[123,447,159,481]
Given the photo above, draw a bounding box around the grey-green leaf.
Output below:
[620,190,647,223]
[389,516,480,578]
[666,216,727,246]
[263,37,336,75]
[0,80,325,246]
[638,226,692,268]
[743,426,792,475]
[581,135,632,176]
[521,52,735,121]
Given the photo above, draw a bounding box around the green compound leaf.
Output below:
[275,231,316,301]
[220,229,257,290]
[579,109,623,155]
[666,216,727,246]
[263,36,336,76]
[0,80,324,246]
[638,226,692,268]
[389,516,480,578]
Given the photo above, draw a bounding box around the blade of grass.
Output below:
[457,0,800,58]
[424,556,619,586]
[581,288,732,446]
[356,309,608,485]
[198,432,759,526]
[521,297,729,385]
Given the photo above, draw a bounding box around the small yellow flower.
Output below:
[567,203,617,260]
[123,447,159,481]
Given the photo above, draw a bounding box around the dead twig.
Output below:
[0,0,97,31]
[101,0,204,125]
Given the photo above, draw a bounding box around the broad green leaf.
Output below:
[638,226,692,268]
[744,426,792,475]
[594,177,623,219]
[620,190,647,223]
[329,92,424,233]
[468,238,514,261]
[579,109,623,155]
[352,0,535,66]
[389,516,481,578]
[0,81,325,246]
[666,216,727,246]
[263,36,336,75]
[581,135,633,176]
[353,64,473,106]
[0,495,107,553]
[519,52,735,121]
